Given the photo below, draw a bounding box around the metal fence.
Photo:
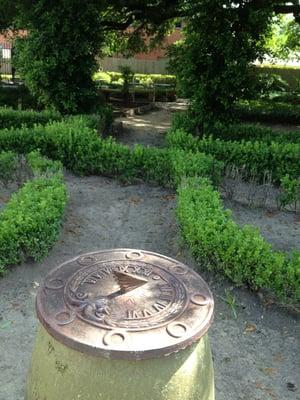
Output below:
[0,42,12,75]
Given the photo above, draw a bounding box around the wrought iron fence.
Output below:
[0,41,12,75]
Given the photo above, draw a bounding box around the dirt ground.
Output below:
[115,101,186,147]
[0,105,299,400]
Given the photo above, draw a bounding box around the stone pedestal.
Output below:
[27,325,214,400]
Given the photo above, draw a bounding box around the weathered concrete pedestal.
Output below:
[27,326,214,400]
[27,249,215,400]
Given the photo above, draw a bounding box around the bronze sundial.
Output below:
[37,249,214,359]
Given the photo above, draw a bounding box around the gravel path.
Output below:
[115,101,186,147]
[0,105,299,400]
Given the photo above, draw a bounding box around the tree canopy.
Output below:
[0,0,299,114]
[266,15,300,60]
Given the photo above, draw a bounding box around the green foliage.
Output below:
[26,150,63,176]
[166,129,300,183]
[119,65,134,101]
[254,73,290,99]
[0,113,298,301]
[265,15,300,60]
[207,122,300,144]
[66,108,113,134]
[0,119,222,187]
[94,71,177,90]
[94,71,112,84]
[134,74,176,86]
[0,151,67,273]
[277,175,300,211]
[169,149,223,188]
[0,107,61,129]
[14,2,106,114]
[235,100,300,124]
[0,151,18,185]
[171,111,199,135]
[171,111,300,143]
[168,0,273,126]
[0,84,38,110]
[177,178,300,301]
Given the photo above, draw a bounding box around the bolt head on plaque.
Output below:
[37,249,214,360]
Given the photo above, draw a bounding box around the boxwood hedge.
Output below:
[0,151,67,274]
[0,116,299,302]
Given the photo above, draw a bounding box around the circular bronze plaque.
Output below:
[37,249,214,360]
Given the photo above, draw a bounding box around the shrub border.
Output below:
[177,178,299,302]
[0,118,299,302]
[166,128,300,184]
[0,151,67,275]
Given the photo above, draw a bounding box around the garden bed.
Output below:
[0,107,298,302]
[0,172,298,400]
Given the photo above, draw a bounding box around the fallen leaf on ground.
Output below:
[161,194,175,201]
[244,323,257,333]
[255,382,278,399]
[263,367,277,377]
[265,210,278,218]
[129,196,142,204]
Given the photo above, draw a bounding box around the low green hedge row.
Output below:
[0,118,298,301]
[94,71,176,86]
[66,108,113,134]
[0,106,113,131]
[210,124,300,143]
[0,151,67,274]
[172,112,300,144]
[0,150,19,184]
[235,100,300,124]
[208,123,300,144]
[0,119,221,187]
[166,129,300,183]
[0,85,38,110]
[0,107,62,129]
[177,178,300,302]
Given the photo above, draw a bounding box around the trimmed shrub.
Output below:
[0,84,38,110]
[0,115,298,301]
[94,71,176,86]
[0,107,61,129]
[0,106,113,132]
[177,178,300,302]
[277,175,300,211]
[172,111,300,144]
[0,120,222,187]
[235,100,300,124]
[66,108,113,134]
[0,151,19,184]
[166,129,300,183]
[169,149,223,188]
[0,151,67,273]
[210,123,300,144]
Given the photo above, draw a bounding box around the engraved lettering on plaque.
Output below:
[64,260,188,331]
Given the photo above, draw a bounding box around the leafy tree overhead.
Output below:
[14,2,106,114]
[0,0,299,114]
[1,0,180,113]
[169,0,274,129]
[266,15,300,60]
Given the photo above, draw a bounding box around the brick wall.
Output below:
[134,28,183,61]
